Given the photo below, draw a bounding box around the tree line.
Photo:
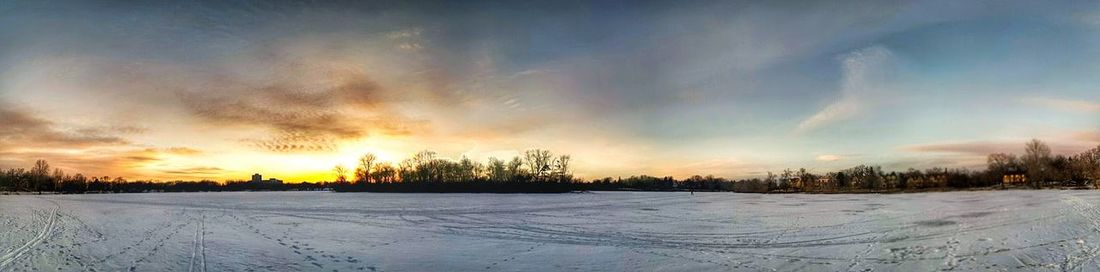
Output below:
[2,140,1099,194]
[582,139,1100,193]
[330,149,576,193]
[0,159,331,194]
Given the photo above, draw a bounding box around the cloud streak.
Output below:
[903,140,1094,156]
[162,167,224,175]
[175,48,437,153]
[1020,97,1100,113]
[796,46,894,133]
[0,105,131,150]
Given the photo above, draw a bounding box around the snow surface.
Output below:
[2,190,1100,271]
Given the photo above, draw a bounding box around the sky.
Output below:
[1,0,1099,181]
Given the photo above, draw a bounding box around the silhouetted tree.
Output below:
[1024,139,1052,188]
[1075,145,1100,187]
[31,159,51,193]
[524,149,553,181]
[487,157,508,182]
[355,153,377,184]
[333,165,349,184]
[371,163,398,183]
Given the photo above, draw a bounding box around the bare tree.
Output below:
[31,159,50,192]
[487,157,508,182]
[458,156,477,182]
[355,153,377,184]
[1075,145,1100,187]
[1023,139,1052,188]
[371,163,397,183]
[524,149,553,181]
[52,168,65,192]
[987,152,1019,187]
[333,165,349,183]
[507,157,525,182]
[553,155,571,182]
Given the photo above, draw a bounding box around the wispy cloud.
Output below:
[175,48,436,152]
[1072,130,1100,143]
[163,147,203,155]
[0,148,157,177]
[816,154,842,161]
[796,46,895,133]
[903,141,1020,155]
[162,167,224,175]
[0,105,131,150]
[1019,97,1100,113]
[903,140,1093,156]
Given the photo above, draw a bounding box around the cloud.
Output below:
[1072,130,1100,143]
[0,105,130,150]
[0,148,157,176]
[162,167,224,175]
[903,140,1093,156]
[881,156,989,171]
[1077,10,1100,27]
[163,147,203,155]
[0,102,177,176]
[796,46,894,133]
[904,141,1019,155]
[1019,97,1100,113]
[176,52,434,152]
[243,131,339,153]
[651,157,770,179]
[816,154,842,161]
[178,76,378,139]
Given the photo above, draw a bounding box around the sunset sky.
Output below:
[1,1,1099,181]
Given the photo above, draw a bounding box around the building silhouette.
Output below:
[250,173,283,185]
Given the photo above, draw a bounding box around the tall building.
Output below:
[251,173,262,183]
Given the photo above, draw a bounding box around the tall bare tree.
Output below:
[553,155,571,182]
[524,149,553,181]
[333,165,349,183]
[987,152,1019,187]
[1075,145,1100,187]
[487,157,508,182]
[31,159,50,192]
[371,163,398,183]
[508,157,525,182]
[355,153,377,184]
[1023,139,1052,188]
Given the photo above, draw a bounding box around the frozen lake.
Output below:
[2,190,1100,271]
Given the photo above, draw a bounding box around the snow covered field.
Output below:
[2,190,1100,271]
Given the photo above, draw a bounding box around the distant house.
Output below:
[808,177,832,190]
[927,174,948,188]
[818,176,831,189]
[883,174,899,189]
[1002,170,1027,186]
[780,177,803,190]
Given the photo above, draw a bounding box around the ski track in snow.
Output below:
[189,211,206,272]
[0,199,60,270]
[1,191,1100,271]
